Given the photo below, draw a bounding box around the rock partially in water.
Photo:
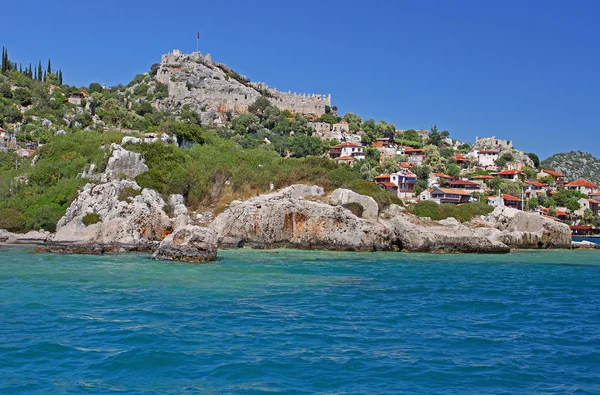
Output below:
[571,240,599,249]
[153,225,217,262]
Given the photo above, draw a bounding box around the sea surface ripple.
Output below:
[1,246,599,394]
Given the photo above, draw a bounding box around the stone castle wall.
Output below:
[473,136,513,150]
[156,50,331,116]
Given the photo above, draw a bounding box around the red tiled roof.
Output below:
[472,175,494,179]
[501,194,522,201]
[478,149,498,154]
[402,146,424,153]
[378,181,397,188]
[453,154,467,160]
[371,142,384,148]
[571,225,593,230]
[331,142,361,149]
[566,179,598,188]
[541,169,565,177]
[526,181,547,187]
[540,207,568,216]
[399,162,414,168]
[448,180,480,187]
[0,127,7,133]
[588,199,600,204]
[375,174,391,179]
[435,188,473,196]
[495,170,523,175]
[334,156,355,161]
[434,173,453,179]
[336,121,349,125]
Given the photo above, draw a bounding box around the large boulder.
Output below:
[329,188,379,219]
[210,187,392,251]
[102,144,148,181]
[52,180,173,250]
[479,207,572,248]
[152,225,217,262]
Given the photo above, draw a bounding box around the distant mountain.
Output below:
[540,151,600,185]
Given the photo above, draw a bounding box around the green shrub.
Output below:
[348,181,403,209]
[82,213,102,226]
[117,187,141,202]
[25,203,64,232]
[0,208,26,232]
[342,202,364,217]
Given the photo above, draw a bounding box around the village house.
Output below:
[428,172,456,188]
[471,175,494,190]
[375,169,418,199]
[331,121,350,134]
[492,169,525,182]
[487,194,523,210]
[419,188,433,201]
[430,188,473,204]
[333,156,356,167]
[68,92,89,106]
[565,179,598,195]
[446,180,482,191]
[524,181,548,198]
[399,146,425,164]
[452,153,469,167]
[307,122,331,136]
[574,198,600,217]
[328,142,365,160]
[537,169,566,188]
[539,207,570,221]
[477,149,499,167]
[371,138,397,159]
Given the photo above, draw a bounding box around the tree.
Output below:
[37,61,43,82]
[247,97,271,120]
[499,180,523,198]
[426,125,444,147]
[526,152,540,168]
[47,59,52,74]
[526,197,539,211]
[446,163,461,178]
[288,134,324,157]
[495,152,514,168]
[361,119,376,133]
[58,69,63,85]
[423,145,446,173]
[89,82,103,93]
[399,129,421,143]
[375,120,396,139]
[342,112,362,127]
[414,179,428,195]
[376,156,400,174]
[318,113,339,125]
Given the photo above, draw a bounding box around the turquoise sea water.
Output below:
[1,246,600,394]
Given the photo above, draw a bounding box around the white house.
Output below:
[565,179,598,195]
[477,149,499,167]
[328,142,364,160]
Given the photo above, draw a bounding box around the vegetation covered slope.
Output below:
[541,151,600,185]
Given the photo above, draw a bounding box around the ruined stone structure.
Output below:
[155,49,331,116]
[473,136,513,150]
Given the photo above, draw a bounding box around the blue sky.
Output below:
[2,0,599,158]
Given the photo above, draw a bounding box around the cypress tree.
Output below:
[28,63,32,78]
[47,59,51,74]
[58,69,63,85]
[38,61,43,81]
[1,47,4,73]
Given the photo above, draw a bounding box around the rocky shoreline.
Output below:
[1,144,594,261]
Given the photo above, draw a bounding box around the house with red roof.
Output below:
[487,194,523,210]
[491,169,525,181]
[565,179,598,195]
[446,180,482,191]
[539,207,570,221]
[537,169,566,188]
[328,142,364,160]
[452,153,469,167]
[575,198,600,217]
[525,181,548,198]
[398,146,424,164]
[333,156,356,167]
[68,91,89,106]
[428,172,456,187]
[375,169,419,198]
[430,188,473,204]
[477,149,499,167]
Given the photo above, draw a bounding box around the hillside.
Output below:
[540,151,600,185]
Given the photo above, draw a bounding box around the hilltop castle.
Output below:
[155,49,331,116]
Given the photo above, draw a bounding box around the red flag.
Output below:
[197,32,200,39]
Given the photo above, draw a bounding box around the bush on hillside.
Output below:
[342,202,364,218]
[408,201,494,223]
[82,213,102,226]
[0,208,26,232]
[347,181,404,209]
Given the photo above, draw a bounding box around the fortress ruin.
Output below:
[156,49,331,116]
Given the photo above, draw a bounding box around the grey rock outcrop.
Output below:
[571,240,599,249]
[152,225,217,262]
[477,206,572,248]
[102,144,148,181]
[211,186,572,253]
[0,229,52,244]
[330,188,379,219]
[210,186,391,251]
[52,180,173,250]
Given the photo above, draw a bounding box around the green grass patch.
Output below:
[82,212,102,226]
[408,201,493,222]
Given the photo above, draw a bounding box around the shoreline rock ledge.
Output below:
[152,225,218,262]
